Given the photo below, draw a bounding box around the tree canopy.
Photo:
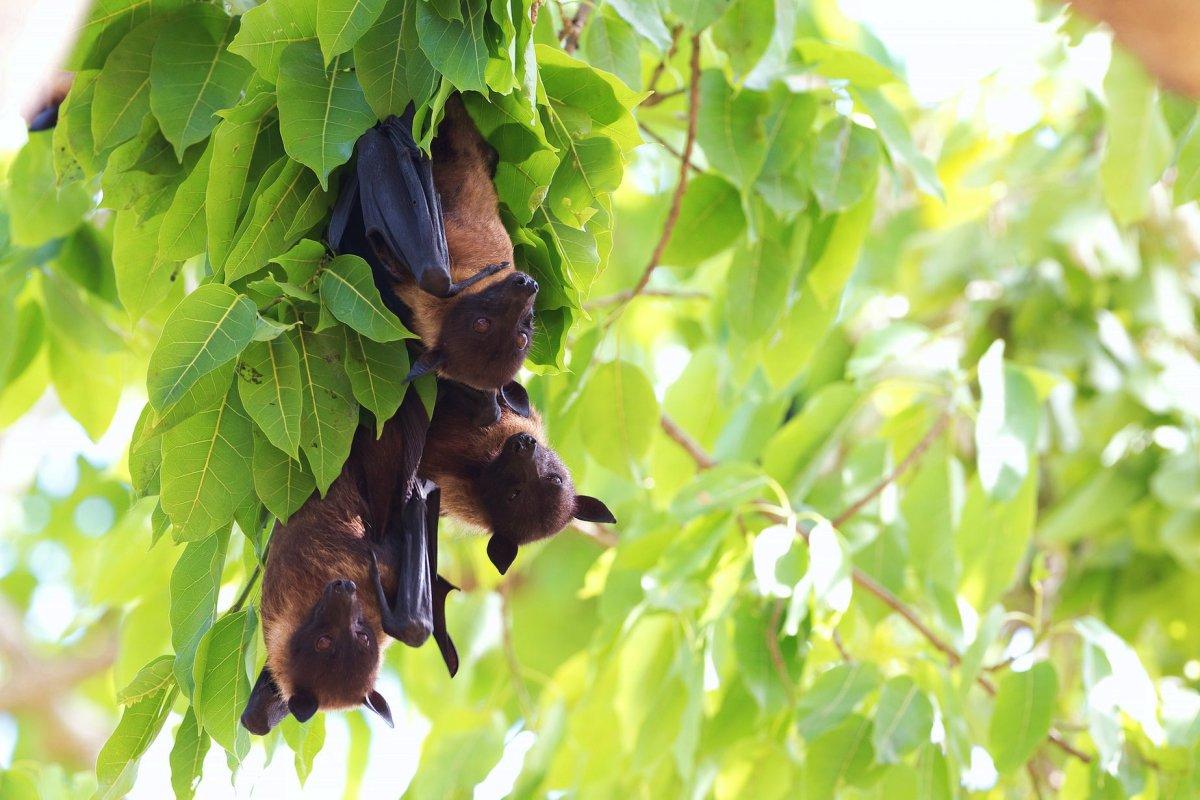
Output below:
[2,0,1200,798]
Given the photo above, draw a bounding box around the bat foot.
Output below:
[368,549,433,647]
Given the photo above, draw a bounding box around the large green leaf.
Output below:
[113,211,179,322]
[581,8,642,91]
[252,432,317,521]
[712,0,775,79]
[317,0,387,61]
[343,331,410,435]
[7,133,92,246]
[415,0,491,93]
[669,0,733,33]
[91,17,168,153]
[228,0,318,81]
[170,529,229,696]
[169,708,210,800]
[223,158,328,282]
[293,324,358,493]
[149,5,253,158]
[158,142,213,261]
[192,607,257,760]
[319,254,411,342]
[696,70,768,191]
[160,386,255,541]
[794,661,879,740]
[237,336,304,457]
[1100,49,1171,225]
[727,235,793,341]
[147,284,258,409]
[281,716,327,786]
[354,0,438,119]
[872,676,934,763]
[988,662,1057,773]
[810,117,880,213]
[277,41,377,189]
[803,715,876,799]
[94,656,177,800]
[578,360,659,478]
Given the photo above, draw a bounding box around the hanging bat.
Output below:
[418,380,617,576]
[328,96,538,393]
[241,390,458,735]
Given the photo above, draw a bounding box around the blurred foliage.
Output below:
[3,0,1200,798]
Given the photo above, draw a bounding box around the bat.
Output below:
[240,388,458,735]
[418,380,617,576]
[328,96,539,392]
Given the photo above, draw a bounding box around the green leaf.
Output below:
[160,386,255,541]
[607,0,673,50]
[317,0,387,61]
[669,0,733,33]
[281,715,326,786]
[207,93,279,272]
[319,254,411,342]
[224,158,328,282]
[538,46,643,151]
[147,284,258,410]
[91,17,167,153]
[763,382,858,487]
[547,137,623,229]
[956,470,1037,610]
[170,530,229,696]
[237,336,304,457]
[988,661,1058,773]
[1100,49,1171,225]
[696,70,768,191]
[40,268,126,354]
[712,0,774,80]
[1174,118,1200,205]
[158,143,213,261]
[116,654,176,704]
[727,235,793,341]
[344,332,410,435]
[7,133,92,246]
[55,70,105,180]
[355,0,438,119]
[252,432,317,521]
[579,360,660,478]
[149,5,253,158]
[229,0,318,82]
[854,87,943,200]
[169,708,210,800]
[47,332,125,440]
[811,118,880,212]
[94,656,177,800]
[872,676,935,763]
[803,715,876,799]
[795,39,898,87]
[293,324,358,493]
[415,0,491,93]
[975,340,1038,502]
[581,7,642,90]
[192,607,257,760]
[277,41,377,189]
[113,211,179,322]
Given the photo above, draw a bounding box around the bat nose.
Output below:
[333,579,356,595]
[511,272,538,295]
[513,432,536,451]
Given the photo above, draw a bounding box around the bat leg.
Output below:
[443,260,509,297]
[371,485,434,647]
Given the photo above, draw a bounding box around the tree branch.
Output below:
[638,123,703,175]
[660,415,716,470]
[605,35,702,328]
[559,1,592,54]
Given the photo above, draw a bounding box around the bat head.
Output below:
[479,431,616,574]
[411,270,538,390]
[241,579,393,733]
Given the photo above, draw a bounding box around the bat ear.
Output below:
[486,535,518,575]
[241,667,288,735]
[405,348,445,383]
[362,690,394,727]
[500,381,531,418]
[287,688,319,724]
[573,495,616,524]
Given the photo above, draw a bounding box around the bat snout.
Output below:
[508,272,539,297]
[324,579,358,599]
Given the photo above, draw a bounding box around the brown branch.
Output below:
[638,123,703,175]
[605,35,702,328]
[560,1,593,54]
[645,25,684,98]
[660,415,716,470]
[766,599,794,702]
[831,408,951,528]
[642,87,686,108]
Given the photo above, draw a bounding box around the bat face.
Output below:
[281,578,383,711]
[433,271,538,390]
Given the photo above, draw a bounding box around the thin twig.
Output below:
[585,287,709,309]
[230,565,263,613]
[831,630,853,662]
[642,87,686,108]
[560,1,592,54]
[638,123,703,175]
[660,415,716,470]
[645,25,684,98]
[766,599,794,702]
[604,35,702,329]
[831,408,951,528]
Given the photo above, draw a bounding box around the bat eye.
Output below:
[549,474,563,486]
[473,317,492,334]
[315,635,333,652]
[356,631,371,647]
[516,333,529,350]
[507,488,522,502]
